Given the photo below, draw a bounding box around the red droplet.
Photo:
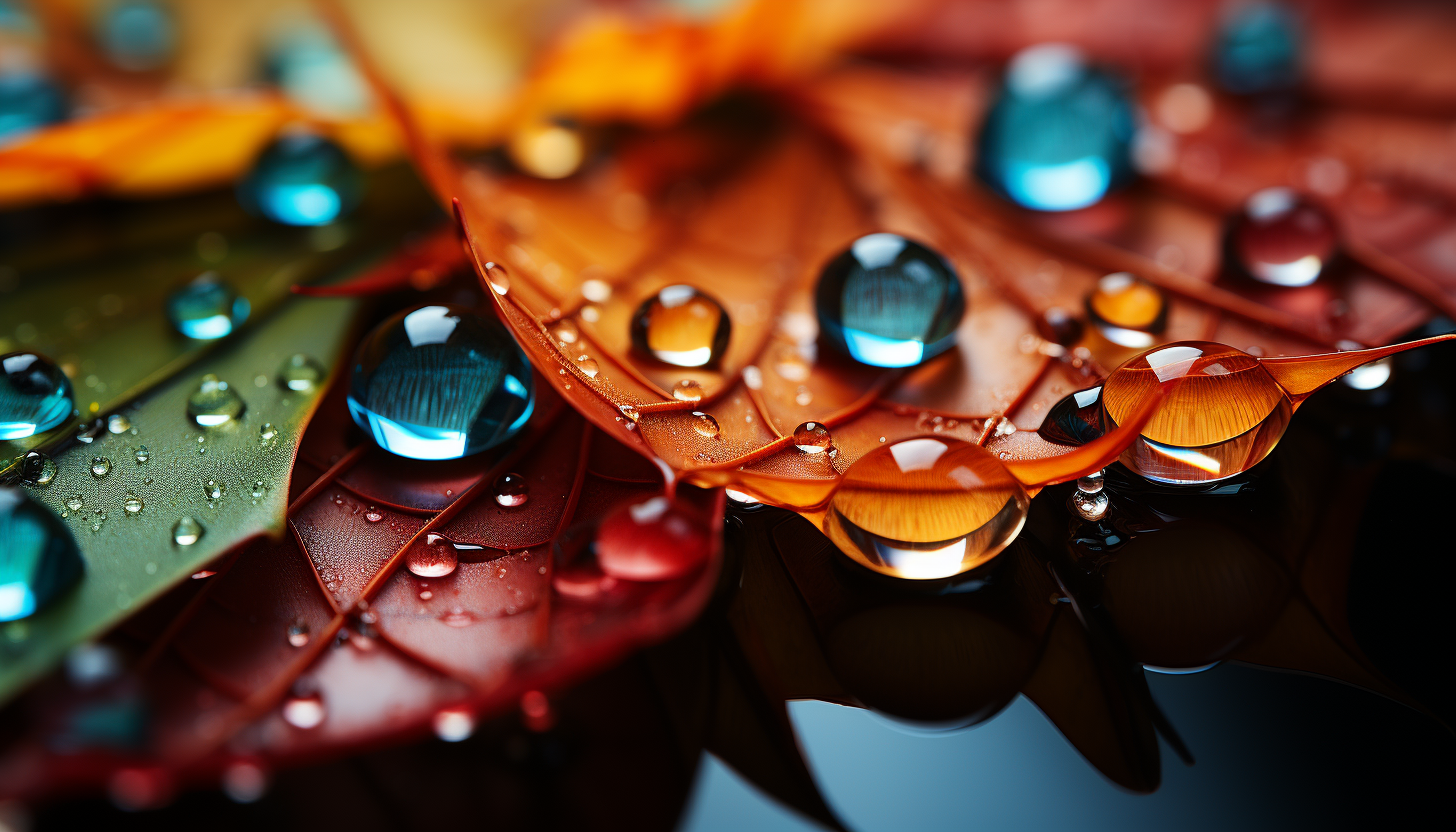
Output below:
[1229,188,1338,287]
[593,497,711,581]
[520,689,554,732]
[108,767,173,811]
[552,566,618,599]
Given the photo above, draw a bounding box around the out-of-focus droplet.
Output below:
[631,285,731,368]
[825,437,1030,580]
[975,44,1135,211]
[1039,385,1106,445]
[90,457,111,478]
[19,451,56,486]
[1338,340,1392,391]
[1071,488,1110,521]
[581,278,612,302]
[167,274,250,340]
[172,516,203,546]
[433,706,476,742]
[221,761,268,804]
[0,72,68,142]
[483,261,510,296]
[793,421,833,454]
[594,497,712,581]
[95,0,176,72]
[508,122,585,180]
[238,132,363,226]
[281,689,324,729]
[287,620,310,647]
[106,413,131,434]
[277,354,325,392]
[123,494,143,514]
[671,379,704,402]
[261,19,369,117]
[1086,273,1167,348]
[494,473,529,507]
[188,375,245,427]
[1213,1,1302,95]
[1,352,74,440]
[815,234,965,368]
[690,411,720,439]
[1225,188,1337,287]
[0,488,83,621]
[1036,307,1084,347]
[347,306,534,460]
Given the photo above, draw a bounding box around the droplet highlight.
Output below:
[167,274,250,340]
[188,375,245,427]
[277,354,326,392]
[631,285,731,368]
[1,352,74,440]
[239,132,363,226]
[172,516,204,546]
[493,473,529,508]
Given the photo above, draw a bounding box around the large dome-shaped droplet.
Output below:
[0,72,67,141]
[1212,1,1302,95]
[630,285,730,368]
[1085,272,1167,348]
[187,375,245,427]
[95,0,177,72]
[347,305,534,460]
[815,234,965,368]
[1225,188,1337,287]
[594,497,712,581]
[1101,342,1291,484]
[167,274,250,340]
[974,44,1136,211]
[1,352,73,440]
[825,438,1030,580]
[1038,385,1106,446]
[0,488,83,622]
[238,132,363,226]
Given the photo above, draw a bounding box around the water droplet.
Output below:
[1071,488,1110,521]
[106,413,131,434]
[631,285,730,368]
[576,355,599,378]
[1213,1,1302,95]
[188,375,245,427]
[507,122,585,179]
[1036,307,1084,347]
[0,489,84,621]
[671,379,704,402]
[1225,188,1337,287]
[815,234,965,368]
[65,495,84,512]
[825,437,1030,580]
[690,411,721,439]
[794,386,813,407]
[594,497,712,581]
[1040,387,1104,449]
[221,761,268,804]
[277,354,325,392]
[281,689,325,729]
[90,457,111,478]
[259,423,277,441]
[203,480,226,501]
[433,707,476,742]
[408,534,462,577]
[251,480,266,498]
[287,621,310,647]
[1,352,74,440]
[975,44,1135,211]
[793,421,833,454]
[19,451,57,486]
[167,274,250,340]
[494,473,529,507]
[581,278,612,302]
[773,348,811,381]
[96,0,177,72]
[1085,273,1167,348]
[347,306,535,460]
[123,494,143,514]
[134,445,150,464]
[550,319,579,345]
[238,132,362,226]
[0,72,67,143]
[172,516,203,546]
[483,261,510,296]
[1077,470,1105,494]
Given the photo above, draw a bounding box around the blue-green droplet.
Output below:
[261,22,369,117]
[974,44,1135,212]
[95,0,177,72]
[238,132,363,226]
[166,273,250,340]
[814,234,965,368]
[1,352,73,440]
[347,305,535,460]
[0,71,67,142]
[0,488,83,622]
[1212,2,1302,95]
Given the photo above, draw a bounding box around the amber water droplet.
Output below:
[134,446,150,464]
[277,354,325,392]
[408,535,460,577]
[90,457,111,478]
[576,355,599,378]
[287,621,310,647]
[793,422,833,454]
[825,437,1030,580]
[1086,273,1167,348]
[172,516,203,546]
[20,451,57,486]
[203,480,226,501]
[631,285,730,368]
[494,473,528,507]
[106,414,131,434]
[123,494,143,514]
[1036,307,1084,347]
[282,690,324,729]
[188,375,244,427]
[363,508,383,522]
[671,379,704,402]
[690,411,720,439]
[551,319,579,345]
[1227,188,1337,287]
[483,261,510,296]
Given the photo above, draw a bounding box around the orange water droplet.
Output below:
[483,261,510,295]
[1086,272,1166,348]
[672,379,704,402]
[691,411,720,439]
[793,421,833,454]
[632,285,730,368]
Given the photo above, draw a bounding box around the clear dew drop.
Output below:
[631,285,731,368]
[690,411,720,439]
[287,621,310,647]
[575,355,599,379]
[172,516,203,546]
[277,354,325,392]
[65,495,84,512]
[188,375,245,427]
[1071,489,1110,521]
[123,494,143,514]
[167,274,250,340]
[1077,470,1105,494]
[1,352,75,441]
[90,457,112,479]
[493,473,529,507]
[793,421,833,454]
[134,446,150,464]
[251,480,266,499]
[19,451,57,486]
[483,262,510,296]
[106,414,131,434]
[281,690,325,729]
[671,379,704,402]
[203,480,226,501]
[259,423,277,441]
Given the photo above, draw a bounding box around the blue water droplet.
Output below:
[1,352,74,440]
[167,273,250,340]
[974,44,1135,212]
[94,0,177,72]
[814,233,965,368]
[1212,2,1302,95]
[238,132,363,226]
[0,71,67,142]
[0,488,83,622]
[347,305,535,460]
